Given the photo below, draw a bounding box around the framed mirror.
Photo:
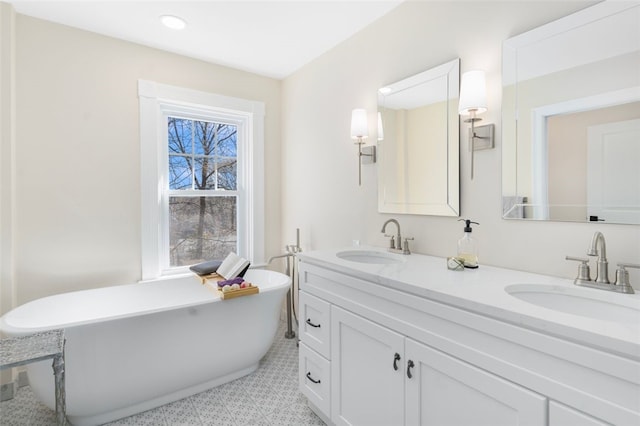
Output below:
[502,2,640,224]
[377,58,459,216]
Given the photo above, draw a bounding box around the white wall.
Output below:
[0,3,17,395]
[2,13,282,306]
[281,1,640,287]
[1,2,16,317]
[3,1,639,309]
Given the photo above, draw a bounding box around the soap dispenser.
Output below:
[457,219,479,268]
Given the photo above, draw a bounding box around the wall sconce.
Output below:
[458,70,494,179]
[351,108,376,186]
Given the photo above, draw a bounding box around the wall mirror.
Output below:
[377,58,459,216]
[502,2,640,225]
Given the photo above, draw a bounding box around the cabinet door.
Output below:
[331,306,404,426]
[549,401,612,426]
[405,339,546,426]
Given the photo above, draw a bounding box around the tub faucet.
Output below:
[587,231,609,284]
[268,228,302,340]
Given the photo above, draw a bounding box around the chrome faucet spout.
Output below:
[588,231,607,260]
[381,219,402,251]
[587,231,609,284]
[268,253,293,264]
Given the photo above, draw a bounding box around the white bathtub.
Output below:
[0,269,290,425]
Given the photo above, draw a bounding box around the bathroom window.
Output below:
[167,117,238,267]
[139,80,265,279]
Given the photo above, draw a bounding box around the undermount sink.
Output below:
[336,250,404,265]
[505,284,640,323]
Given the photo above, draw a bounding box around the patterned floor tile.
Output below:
[243,415,270,426]
[104,408,168,426]
[224,393,264,422]
[265,403,306,425]
[196,407,237,426]
[162,398,203,425]
[299,409,327,426]
[244,385,281,415]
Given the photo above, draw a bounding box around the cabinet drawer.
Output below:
[299,342,331,418]
[299,291,331,358]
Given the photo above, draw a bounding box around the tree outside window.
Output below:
[167,117,238,266]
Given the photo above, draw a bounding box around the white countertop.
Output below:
[298,246,640,360]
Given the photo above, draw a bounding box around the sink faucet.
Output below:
[566,231,636,294]
[381,219,401,251]
[587,231,609,284]
[381,218,413,254]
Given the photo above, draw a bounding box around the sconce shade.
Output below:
[351,109,369,139]
[377,112,384,141]
[458,70,487,115]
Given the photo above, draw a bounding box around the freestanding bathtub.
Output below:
[0,269,290,425]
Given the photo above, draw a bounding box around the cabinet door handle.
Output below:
[305,318,321,328]
[393,353,401,371]
[306,372,321,384]
[407,360,415,379]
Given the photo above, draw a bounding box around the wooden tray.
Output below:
[217,284,259,300]
[197,273,259,300]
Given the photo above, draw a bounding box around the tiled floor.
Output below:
[0,321,324,426]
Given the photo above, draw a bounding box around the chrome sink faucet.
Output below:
[587,231,609,284]
[566,231,637,294]
[381,219,401,251]
[381,218,412,254]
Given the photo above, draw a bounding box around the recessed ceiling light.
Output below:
[379,87,392,95]
[160,15,187,30]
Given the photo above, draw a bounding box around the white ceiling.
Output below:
[7,0,404,79]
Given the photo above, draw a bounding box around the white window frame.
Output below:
[138,80,265,280]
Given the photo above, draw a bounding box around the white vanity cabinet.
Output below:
[297,256,640,426]
[330,305,546,426]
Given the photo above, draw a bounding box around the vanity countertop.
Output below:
[298,246,640,360]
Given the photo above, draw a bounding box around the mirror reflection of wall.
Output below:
[378,58,459,216]
[381,80,448,206]
[502,2,640,224]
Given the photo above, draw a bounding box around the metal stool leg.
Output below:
[1,330,67,424]
[52,353,67,425]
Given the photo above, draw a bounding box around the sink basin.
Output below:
[505,284,640,323]
[336,250,404,265]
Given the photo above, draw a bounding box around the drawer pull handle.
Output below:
[393,353,401,371]
[306,372,321,384]
[407,360,415,379]
[306,318,321,328]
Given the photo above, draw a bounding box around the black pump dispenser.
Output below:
[459,219,479,233]
[457,219,479,268]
